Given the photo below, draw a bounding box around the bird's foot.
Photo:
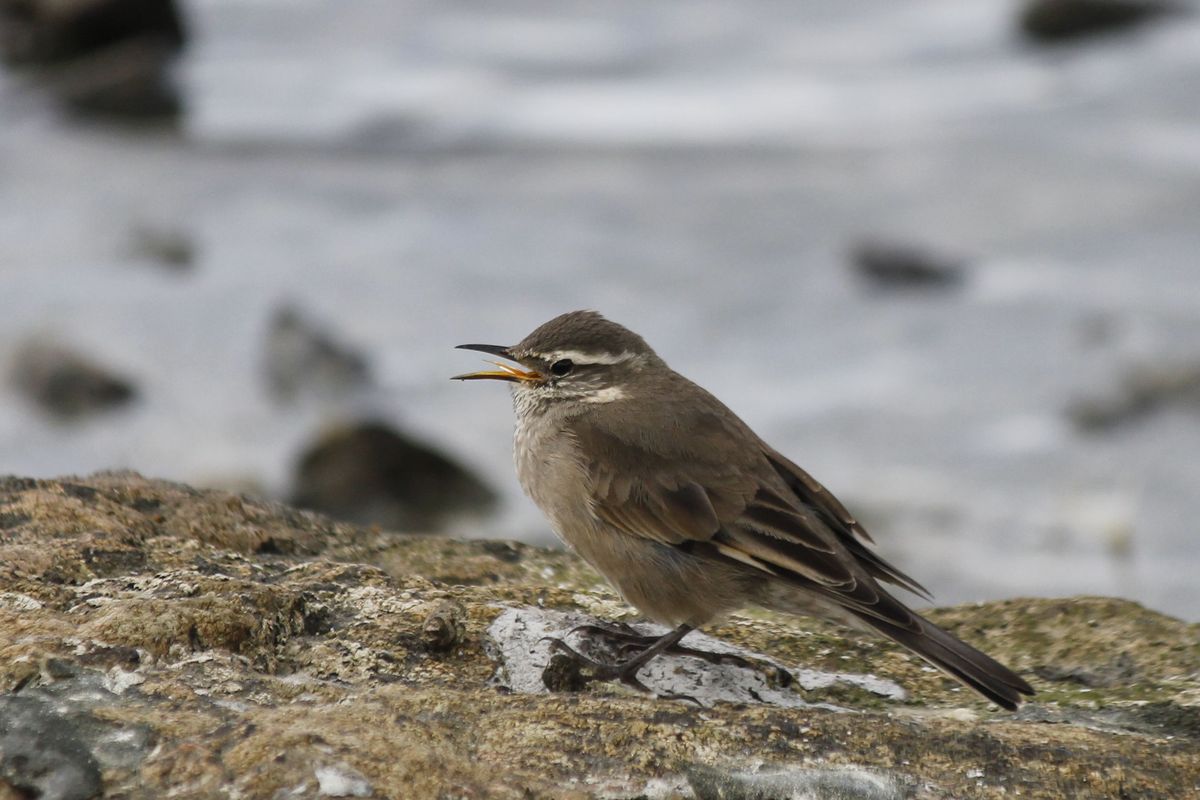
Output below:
[541,637,700,704]
[564,623,758,670]
[541,636,652,691]
[537,623,701,704]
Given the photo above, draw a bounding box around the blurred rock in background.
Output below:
[849,238,967,293]
[1019,0,1177,43]
[126,223,195,274]
[10,340,137,420]
[1068,360,1200,433]
[262,305,373,405]
[289,420,497,532]
[0,0,186,118]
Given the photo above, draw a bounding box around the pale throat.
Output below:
[509,381,629,415]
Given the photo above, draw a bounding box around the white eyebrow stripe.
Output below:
[534,350,637,365]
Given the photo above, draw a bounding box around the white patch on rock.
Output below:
[0,592,43,611]
[687,765,908,800]
[343,585,423,618]
[638,776,695,799]
[102,667,145,695]
[314,764,373,797]
[486,606,905,709]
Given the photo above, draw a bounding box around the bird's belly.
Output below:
[568,522,753,627]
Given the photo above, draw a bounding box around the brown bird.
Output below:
[455,310,1033,709]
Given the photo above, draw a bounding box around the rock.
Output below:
[0,0,186,119]
[849,239,966,292]
[0,695,102,800]
[127,224,195,272]
[420,600,467,653]
[687,766,910,800]
[1067,359,1200,432]
[9,341,136,419]
[262,305,372,404]
[0,472,1197,798]
[0,0,185,65]
[314,764,373,797]
[488,607,903,708]
[1018,0,1176,44]
[290,420,497,531]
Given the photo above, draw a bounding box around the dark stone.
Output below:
[43,658,79,680]
[479,540,525,564]
[301,599,332,636]
[128,497,161,514]
[420,601,466,653]
[849,239,966,292]
[262,305,372,404]
[56,45,183,119]
[1019,0,1176,43]
[254,536,293,555]
[0,0,184,64]
[0,476,41,494]
[541,653,589,693]
[289,420,497,531]
[0,695,103,800]
[0,510,31,529]
[0,0,186,119]
[1121,702,1200,741]
[10,342,137,420]
[60,483,98,502]
[80,546,147,576]
[1034,652,1139,688]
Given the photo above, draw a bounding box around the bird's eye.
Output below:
[550,359,574,376]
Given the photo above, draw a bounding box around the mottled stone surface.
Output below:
[0,472,1197,799]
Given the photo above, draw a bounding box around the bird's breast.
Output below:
[512,409,595,543]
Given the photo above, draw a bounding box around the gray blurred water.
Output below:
[2,0,1200,618]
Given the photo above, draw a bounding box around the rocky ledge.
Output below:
[0,473,1197,799]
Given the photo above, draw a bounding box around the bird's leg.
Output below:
[543,623,695,697]
[567,622,757,670]
[565,620,642,642]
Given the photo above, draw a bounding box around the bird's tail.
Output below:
[758,585,1034,709]
[852,609,1034,711]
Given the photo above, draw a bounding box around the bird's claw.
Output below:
[539,634,700,704]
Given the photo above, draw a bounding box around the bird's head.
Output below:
[453,310,659,407]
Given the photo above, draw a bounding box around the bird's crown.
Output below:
[513,310,655,365]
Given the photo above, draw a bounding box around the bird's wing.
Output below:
[761,446,931,599]
[571,407,747,546]
[567,408,924,620]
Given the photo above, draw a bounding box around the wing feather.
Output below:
[567,407,928,631]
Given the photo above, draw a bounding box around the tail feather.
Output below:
[855,611,1034,711]
[756,582,1035,709]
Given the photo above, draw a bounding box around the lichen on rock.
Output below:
[0,472,1197,798]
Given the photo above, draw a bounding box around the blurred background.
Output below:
[2,0,1199,619]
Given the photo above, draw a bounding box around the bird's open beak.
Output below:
[452,343,543,383]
